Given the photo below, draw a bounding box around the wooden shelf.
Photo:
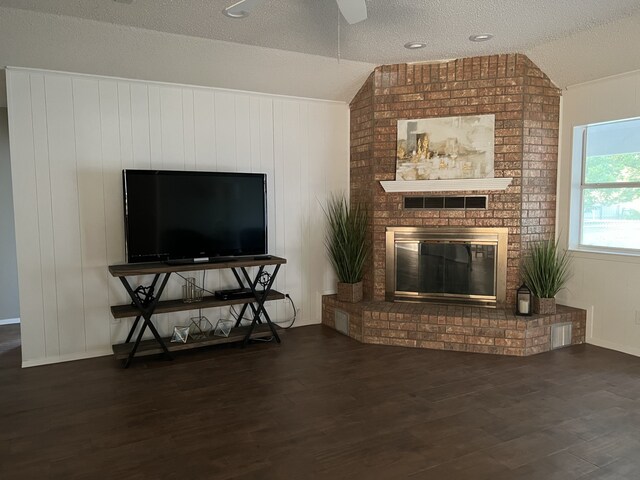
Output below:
[108,256,285,366]
[110,290,285,319]
[109,256,286,277]
[379,178,513,193]
[112,324,282,360]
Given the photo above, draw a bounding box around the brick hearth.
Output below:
[322,296,586,356]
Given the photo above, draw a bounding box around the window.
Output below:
[571,117,640,253]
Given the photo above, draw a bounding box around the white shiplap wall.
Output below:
[7,68,348,367]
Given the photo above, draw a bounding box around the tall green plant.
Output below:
[522,239,572,298]
[324,195,369,284]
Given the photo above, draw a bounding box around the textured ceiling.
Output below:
[0,6,375,107]
[1,0,639,67]
[527,12,640,88]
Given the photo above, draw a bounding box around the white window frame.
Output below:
[569,116,640,256]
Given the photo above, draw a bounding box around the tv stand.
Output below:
[108,256,286,367]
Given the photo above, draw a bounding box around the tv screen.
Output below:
[123,170,267,263]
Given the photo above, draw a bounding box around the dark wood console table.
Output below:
[108,256,286,367]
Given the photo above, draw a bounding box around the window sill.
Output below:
[568,246,640,264]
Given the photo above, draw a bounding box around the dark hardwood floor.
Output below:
[1,323,640,479]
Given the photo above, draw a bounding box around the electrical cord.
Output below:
[275,294,297,329]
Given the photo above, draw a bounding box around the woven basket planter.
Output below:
[337,282,363,303]
[533,297,556,315]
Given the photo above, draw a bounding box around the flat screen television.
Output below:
[123,169,267,263]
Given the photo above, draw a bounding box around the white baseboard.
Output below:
[587,337,640,358]
[0,318,20,325]
[22,348,112,368]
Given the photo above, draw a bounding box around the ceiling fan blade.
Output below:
[336,0,367,24]
[223,0,260,18]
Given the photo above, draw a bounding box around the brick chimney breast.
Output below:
[349,54,561,305]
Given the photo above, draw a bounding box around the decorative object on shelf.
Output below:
[516,283,532,316]
[171,325,190,343]
[324,194,369,303]
[189,316,213,340]
[214,319,234,338]
[522,238,572,315]
[182,277,203,303]
[395,114,495,181]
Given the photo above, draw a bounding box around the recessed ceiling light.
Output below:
[469,34,494,42]
[404,41,427,50]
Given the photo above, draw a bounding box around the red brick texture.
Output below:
[323,296,586,357]
[348,54,562,305]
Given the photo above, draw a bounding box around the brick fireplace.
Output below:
[322,54,587,356]
[353,54,561,304]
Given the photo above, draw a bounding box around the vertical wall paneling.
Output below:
[249,98,262,173]
[6,68,349,366]
[307,103,328,319]
[6,71,46,361]
[298,103,311,323]
[159,87,185,169]
[44,74,87,355]
[29,74,60,357]
[117,82,134,168]
[182,89,196,171]
[72,77,111,351]
[130,83,151,170]
[282,101,302,323]
[193,89,215,172]
[272,100,285,321]
[214,92,237,171]
[234,95,251,173]
[148,85,163,170]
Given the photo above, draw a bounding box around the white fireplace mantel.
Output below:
[379,177,513,193]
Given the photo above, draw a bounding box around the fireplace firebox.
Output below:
[386,227,508,307]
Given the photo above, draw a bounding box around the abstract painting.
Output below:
[396,114,495,181]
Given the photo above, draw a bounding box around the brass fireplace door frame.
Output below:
[385,227,508,306]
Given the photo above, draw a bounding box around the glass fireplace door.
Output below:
[396,241,496,300]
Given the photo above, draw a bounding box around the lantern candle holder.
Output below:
[516,283,532,316]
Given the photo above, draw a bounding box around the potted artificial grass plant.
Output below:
[521,238,572,314]
[324,194,369,303]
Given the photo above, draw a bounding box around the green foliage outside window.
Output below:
[583,152,640,213]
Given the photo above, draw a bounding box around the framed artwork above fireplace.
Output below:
[396,114,495,181]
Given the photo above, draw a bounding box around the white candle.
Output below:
[519,299,529,314]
